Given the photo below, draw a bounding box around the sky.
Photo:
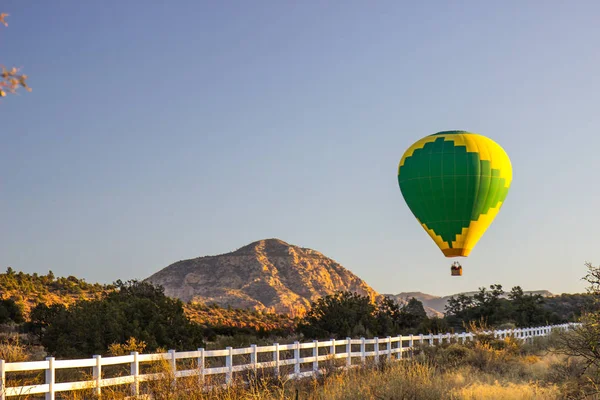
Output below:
[1,1,599,297]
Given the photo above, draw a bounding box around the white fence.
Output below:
[0,323,578,399]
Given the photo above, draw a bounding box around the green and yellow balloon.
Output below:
[397,131,512,258]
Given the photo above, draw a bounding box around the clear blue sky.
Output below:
[2,1,599,296]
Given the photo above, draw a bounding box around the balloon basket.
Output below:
[450,262,463,276]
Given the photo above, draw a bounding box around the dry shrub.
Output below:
[467,341,514,373]
[415,342,474,371]
[107,337,147,356]
[414,332,526,375]
[451,380,560,400]
[309,361,449,400]
[0,334,29,362]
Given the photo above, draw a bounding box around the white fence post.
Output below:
[386,337,392,361]
[294,341,301,377]
[226,347,233,385]
[45,356,55,400]
[360,337,366,365]
[397,335,403,360]
[93,355,101,397]
[130,351,139,396]
[0,359,5,400]
[409,334,414,358]
[274,343,280,377]
[169,349,177,388]
[346,338,352,368]
[375,337,380,364]
[250,344,257,372]
[312,340,319,374]
[330,338,336,360]
[197,348,205,385]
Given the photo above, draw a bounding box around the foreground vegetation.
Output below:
[1,262,600,398]
[3,330,592,400]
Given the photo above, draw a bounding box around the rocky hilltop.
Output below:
[144,238,379,316]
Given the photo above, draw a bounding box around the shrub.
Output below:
[0,334,29,362]
[36,280,205,358]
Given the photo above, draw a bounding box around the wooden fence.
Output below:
[0,323,578,399]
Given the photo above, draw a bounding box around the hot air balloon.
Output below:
[397,131,512,275]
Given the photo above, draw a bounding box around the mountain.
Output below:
[389,290,555,316]
[383,293,444,318]
[144,238,379,316]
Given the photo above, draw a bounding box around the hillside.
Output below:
[184,303,296,333]
[144,238,379,316]
[390,290,555,316]
[0,268,300,342]
[0,268,114,316]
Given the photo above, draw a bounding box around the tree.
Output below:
[1,13,31,98]
[0,298,24,324]
[473,284,507,324]
[555,262,600,378]
[508,286,546,327]
[297,292,431,339]
[27,303,67,341]
[32,280,204,358]
[398,297,427,331]
[418,316,450,334]
[445,284,514,328]
[297,291,378,339]
[445,294,474,317]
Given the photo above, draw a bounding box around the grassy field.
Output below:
[2,329,591,400]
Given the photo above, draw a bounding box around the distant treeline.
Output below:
[443,284,593,329]
[295,285,591,341]
[0,268,592,359]
[1,267,114,297]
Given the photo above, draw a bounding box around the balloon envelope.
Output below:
[397,131,512,257]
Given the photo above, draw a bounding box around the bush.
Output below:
[33,280,205,358]
[297,291,429,339]
[0,334,30,362]
[0,299,24,324]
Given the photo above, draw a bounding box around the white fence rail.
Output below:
[0,323,578,399]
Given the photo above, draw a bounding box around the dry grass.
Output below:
[308,363,561,400]
[112,360,561,400]
[0,334,30,362]
[451,380,560,400]
[4,333,597,400]
[55,348,564,400]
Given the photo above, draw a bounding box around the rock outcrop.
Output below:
[144,238,379,316]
